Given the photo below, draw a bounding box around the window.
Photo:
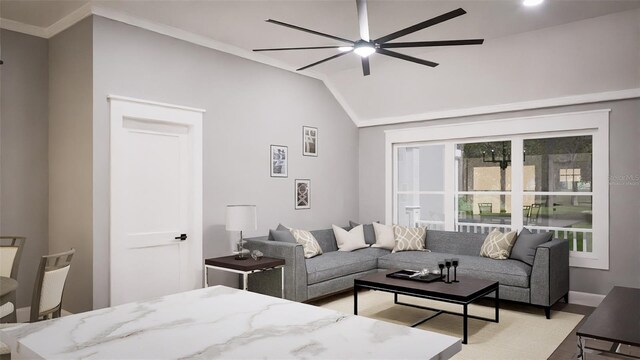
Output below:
[386,110,609,269]
[523,136,593,253]
[456,140,513,234]
[395,144,446,230]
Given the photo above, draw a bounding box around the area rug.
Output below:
[315,290,583,360]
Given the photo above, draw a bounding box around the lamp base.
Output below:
[234,254,249,260]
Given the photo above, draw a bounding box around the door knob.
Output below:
[175,234,188,241]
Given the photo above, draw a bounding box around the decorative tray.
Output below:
[386,270,443,283]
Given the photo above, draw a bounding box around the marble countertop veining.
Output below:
[0,286,461,359]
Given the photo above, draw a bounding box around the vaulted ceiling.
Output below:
[3,0,640,125]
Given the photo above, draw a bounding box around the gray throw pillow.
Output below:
[276,223,289,231]
[349,221,377,245]
[269,229,297,243]
[510,228,554,265]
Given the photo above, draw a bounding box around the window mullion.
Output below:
[511,137,524,231]
[444,143,456,231]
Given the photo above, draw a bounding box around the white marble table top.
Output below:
[1,286,461,359]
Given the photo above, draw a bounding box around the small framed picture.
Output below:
[270,145,288,178]
[303,126,318,157]
[295,179,310,210]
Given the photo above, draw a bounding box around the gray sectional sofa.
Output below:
[245,227,569,318]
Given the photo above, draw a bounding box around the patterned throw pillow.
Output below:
[480,229,518,259]
[290,228,323,258]
[391,225,427,253]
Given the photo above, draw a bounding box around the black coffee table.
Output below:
[576,286,640,359]
[354,270,499,344]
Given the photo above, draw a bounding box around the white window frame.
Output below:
[385,109,610,270]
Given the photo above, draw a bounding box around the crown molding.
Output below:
[4,7,639,129]
[46,2,93,38]
[356,88,640,128]
[0,4,360,126]
[0,17,47,38]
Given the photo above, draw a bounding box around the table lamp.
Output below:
[226,205,257,260]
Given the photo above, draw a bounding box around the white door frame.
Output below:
[108,95,205,305]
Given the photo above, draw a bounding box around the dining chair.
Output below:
[522,205,532,225]
[478,203,493,214]
[0,237,26,323]
[30,249,75,322]
[529,204,542,225]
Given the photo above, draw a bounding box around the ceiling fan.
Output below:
[253,0,484,76]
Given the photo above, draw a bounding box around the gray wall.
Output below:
[358,99,640,295]
[91,16,358,309]
[0,30,49,308]
[48,17,93,313]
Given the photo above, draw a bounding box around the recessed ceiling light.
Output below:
[338,46,353,52]
[523,0,544,6]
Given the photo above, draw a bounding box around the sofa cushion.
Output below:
[372,222,396,250]
[480,229,518,259]
[349,221,377,245]
[392,225,427,253]
[306,251,378,285]
[425,230,486,256]
[352,247,391,258]
[268,229,297,243]
[510,228,554,265]
[310,229,339,253]
[333,225,368,252]
[290,229,323,259]
[378,251,531,288]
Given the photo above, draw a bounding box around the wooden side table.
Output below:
[576,286,640,359]
[204,255,285,298]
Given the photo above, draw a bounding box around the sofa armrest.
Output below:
[244,238,308,302]
[530,239,570,307]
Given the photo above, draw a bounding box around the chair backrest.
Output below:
[529,203,542,221]
[30,249,75,322]
[0,237,26,280]
[478,203,493,214]
[522,206,531,224]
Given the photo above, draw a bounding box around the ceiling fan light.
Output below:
[338,46,354,52]
[354,44,375,57]
[522,0,544,6]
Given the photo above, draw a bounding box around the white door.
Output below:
[109,96,204,306]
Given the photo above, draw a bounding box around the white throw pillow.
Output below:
[392,225,427,253]
[371,222,396,250]
[290,228,323,258]
[332,225,368,252]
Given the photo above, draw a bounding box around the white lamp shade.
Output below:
[225,205,257,231]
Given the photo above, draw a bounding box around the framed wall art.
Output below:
[270,145,288,178]
[295,179,310,210]
[303,126,318,157]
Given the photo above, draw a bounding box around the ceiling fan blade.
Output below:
[254,45,346,52]
[377,48,439,67]
[356,0,370,41]
[375,8,467,44]
[266,19,354,45]
[361,57,371,76]
[297,50,353,71]
[380,39,484,48]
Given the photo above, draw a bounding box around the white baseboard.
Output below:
[568,291,606,307]
[16,307,73,323]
